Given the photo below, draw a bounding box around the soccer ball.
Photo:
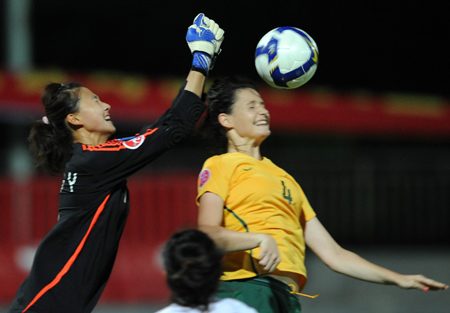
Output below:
[255,26,319,89]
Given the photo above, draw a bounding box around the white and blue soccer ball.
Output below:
[255,26,319,89]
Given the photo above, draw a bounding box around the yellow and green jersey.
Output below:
[197,152,316,289]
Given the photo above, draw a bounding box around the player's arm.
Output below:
[185,71,206,98]
[304,217,449,291]
[198,192,280,272]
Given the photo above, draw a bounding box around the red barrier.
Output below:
[0,180,13,244]
[0,172,200,303]
[1,70,450,137]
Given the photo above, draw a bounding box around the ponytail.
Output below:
[28,82,82,174]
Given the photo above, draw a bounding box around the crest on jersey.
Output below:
[121,135,145,150]
[198,169,211,189]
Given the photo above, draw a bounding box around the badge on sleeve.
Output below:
[120,135,145,150]
[198,169,211,189]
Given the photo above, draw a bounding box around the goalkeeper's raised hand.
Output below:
[186,13,225,76]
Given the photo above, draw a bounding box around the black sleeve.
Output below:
[140,82,205,149]
[64,84,206,192]
[136,80,190,135]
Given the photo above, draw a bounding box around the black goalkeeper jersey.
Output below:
[8,85,205,313]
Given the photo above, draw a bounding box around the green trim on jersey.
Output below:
[224,206,260,275]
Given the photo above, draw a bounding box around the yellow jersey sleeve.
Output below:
[197,156,231,204]
[295,180,316,224]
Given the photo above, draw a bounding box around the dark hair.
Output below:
[162,229,224,311]
[199,76,259,153]
[28,82,83,175]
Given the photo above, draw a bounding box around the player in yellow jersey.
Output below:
[196,76,448,313]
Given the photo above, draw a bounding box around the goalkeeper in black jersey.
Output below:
[8,13,224,313]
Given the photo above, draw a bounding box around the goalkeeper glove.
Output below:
[186,13,224,75]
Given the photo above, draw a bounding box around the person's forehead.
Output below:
[79,87,96,99]
[235,88,262,102]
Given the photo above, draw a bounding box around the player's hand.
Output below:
[257,234,281,272]
[186,13,225,74]
[209,17,224,71]
[186,13,224,56]
[397,274,449,291]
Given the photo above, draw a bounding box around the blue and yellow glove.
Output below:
[186,13,225,75]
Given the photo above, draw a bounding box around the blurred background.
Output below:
[0,1,449,312]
